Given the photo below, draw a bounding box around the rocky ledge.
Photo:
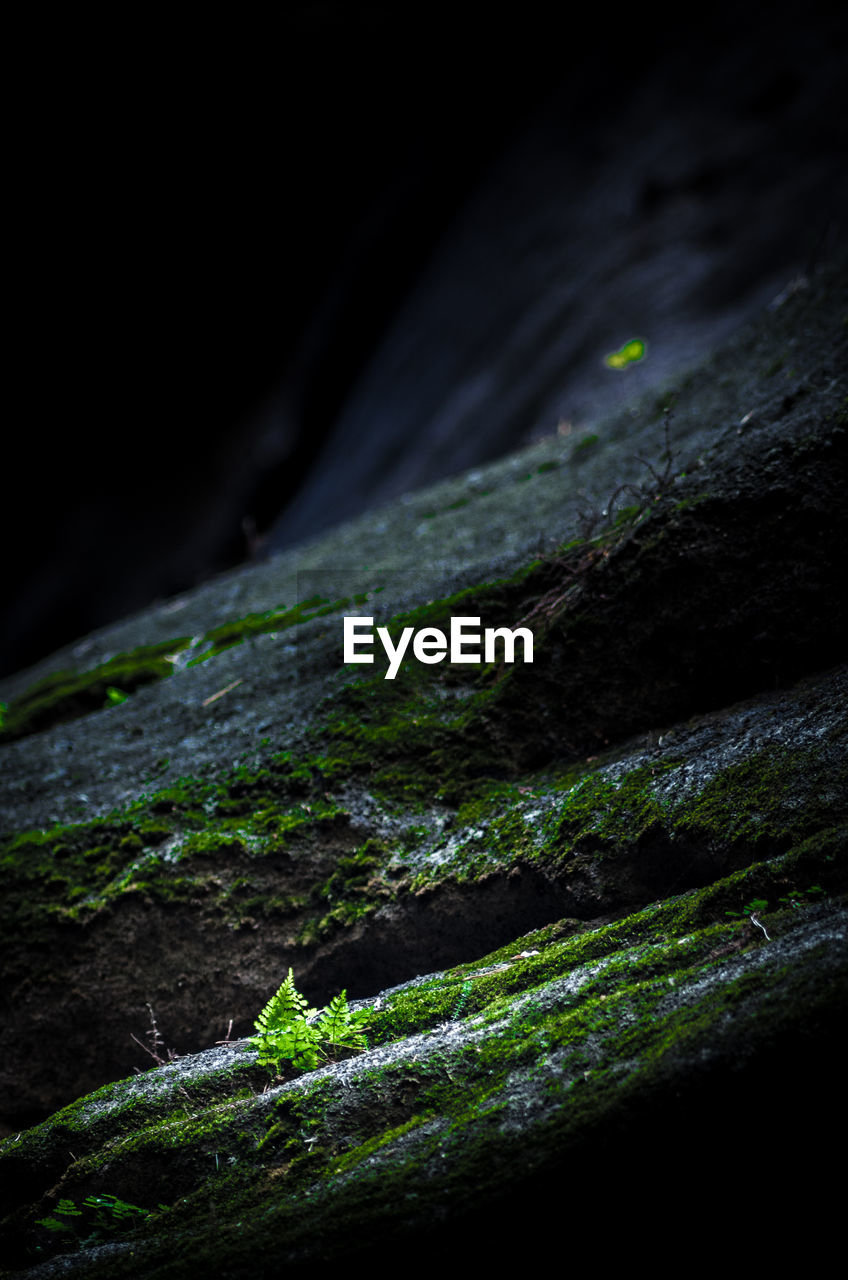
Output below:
[1,259,845,1273]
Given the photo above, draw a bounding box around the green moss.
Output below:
[0,639,192,742]
[613,503,642,526]
[4,712,836,998]
[178,832,248,860]
[11,873,843,1269]
[0,752,361,969]
[671,746,846,848]
[329,1115,433,1174]
[671,493,712,513]
[190,594,368,664]
[571,433,599,458]
[0,590,386,744]
[3,831,844,1270]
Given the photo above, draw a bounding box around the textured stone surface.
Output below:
[1,257,845,1272]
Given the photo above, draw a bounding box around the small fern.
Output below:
[315,991,369,1054]
[250,969,370,1071]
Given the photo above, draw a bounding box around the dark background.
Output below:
[4,2,847,679]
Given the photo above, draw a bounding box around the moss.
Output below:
[329,1114,434,1174]
[0,591,386,744]
[296,899,378,947]
[3,707,838,999]
[0,752,361,974]
[178,832,248,860]
[671,492,712,512]
[0,639,192,742]
[5,863,842,1271]
[315,840,388,902]
[190,594,371,664]
[612,502,642,525]
[571,433,599,459]
[671,746,846,847]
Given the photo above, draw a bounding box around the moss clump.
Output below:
[669,747,845,848]
[191,592,374,664]
[0,751,357,983]
[0,592,383,744]
[0,639,192,742]
[396,740,843,895]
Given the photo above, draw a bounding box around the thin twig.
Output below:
[131,1003,177,1067]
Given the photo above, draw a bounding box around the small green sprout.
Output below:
[36,1198,82,1233]
[452,979,473,1020]
[778,884,825,909]
[725,897,769,920]
[605,338,646,369]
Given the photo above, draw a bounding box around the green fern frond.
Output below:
[253,968,315,1037]
[255,1020,321,1070]
[249,971,370,1070]
[315,991,351,1045]
[315,991,370,1052]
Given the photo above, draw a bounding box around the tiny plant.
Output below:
[250,969,370,1071]
[36,1194,157,1249]
[36,1198,82,1235]
[778,884,824,909]
[605,338,647,369]
[451,979,473,1020]
[725,897,769,920]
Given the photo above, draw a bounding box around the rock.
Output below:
[0,256,846,1272]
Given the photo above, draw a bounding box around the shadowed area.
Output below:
[4,2,847,676]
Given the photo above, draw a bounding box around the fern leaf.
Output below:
[255,1020,321,1070]
[288,1020,322,1070]
[316,992,370,1053]
[250,969,323,1068]
[253,968,315,1037]
[315,991,350,1045]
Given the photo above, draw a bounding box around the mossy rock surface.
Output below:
[1,258,846,1272]
[1,883,844,1272]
